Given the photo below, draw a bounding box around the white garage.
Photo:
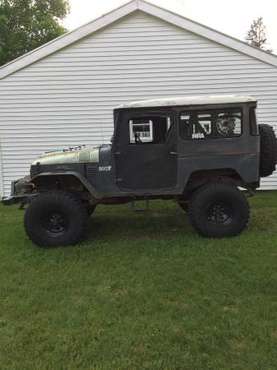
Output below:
[0,0,277,197]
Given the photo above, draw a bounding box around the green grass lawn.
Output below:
[0,192,277,370]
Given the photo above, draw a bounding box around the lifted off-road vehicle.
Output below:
[2,95,277,247]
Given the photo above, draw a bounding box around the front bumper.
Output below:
[1,177,36,206]
[2,194,34,206]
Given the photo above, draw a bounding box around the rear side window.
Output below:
[180,109,242,140]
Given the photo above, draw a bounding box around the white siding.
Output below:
[0,10,277,196]
[0,137,3,196]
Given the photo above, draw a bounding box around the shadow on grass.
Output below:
[86,204,193,243]
[1,194,277,253]
[84,194,277,246]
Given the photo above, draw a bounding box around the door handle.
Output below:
[169,151,178,156]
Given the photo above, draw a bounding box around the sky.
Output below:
[64,0,277,53]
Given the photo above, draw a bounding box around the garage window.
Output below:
[180,109,242,140]
[129,116,172,144]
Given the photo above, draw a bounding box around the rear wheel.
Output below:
[188,183,249,238]
[24,191,88,247]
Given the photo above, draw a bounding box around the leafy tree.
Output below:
[0,0,70,66]
[246,17,272,52]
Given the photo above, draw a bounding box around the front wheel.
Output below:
[24,191,88,247]
[188,183,250,238]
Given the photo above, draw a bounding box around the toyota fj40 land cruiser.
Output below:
[2,95,277,247]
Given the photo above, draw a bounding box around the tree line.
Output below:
[0,0,69,66]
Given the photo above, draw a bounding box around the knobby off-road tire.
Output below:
[259,124,277,177]
[68,192,96,217]
[188,183,250,238]
[24,191,88,248]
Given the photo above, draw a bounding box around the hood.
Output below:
[32,146,100,165]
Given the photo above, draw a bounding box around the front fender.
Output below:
[32,171,102,199]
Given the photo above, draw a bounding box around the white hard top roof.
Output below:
[117,95,257,109]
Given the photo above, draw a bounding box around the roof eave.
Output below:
[0,0,277,80]
[138,0,277,68]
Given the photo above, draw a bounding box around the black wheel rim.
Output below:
[207,202,233,225]
[44,212,68,236]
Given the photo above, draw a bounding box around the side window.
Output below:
[180,109,242,140]
[129,116,172,144]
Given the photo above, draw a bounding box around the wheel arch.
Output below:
[32,172,101,199]
[185,168,245,194]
